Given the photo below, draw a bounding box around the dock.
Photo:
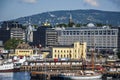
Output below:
[21,59,120,79]
[30,71,62,80]
[20,59,102,71]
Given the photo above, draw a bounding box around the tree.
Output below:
[76,23,82,27]
[96,23,103,27]
[4,38,23,50]
[56,23,67,27]
[68,22,75,27]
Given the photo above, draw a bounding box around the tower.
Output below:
[26,21,33,43]
[68,13,75,27]
[69,14,73,24]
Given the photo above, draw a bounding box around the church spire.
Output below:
[69,13,73,23]
[68,13,75,27]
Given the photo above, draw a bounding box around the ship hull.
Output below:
[0,68,20,72]
[60,74,102,80]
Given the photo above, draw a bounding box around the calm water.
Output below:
[0,72,30,80]
[0,72,119,80]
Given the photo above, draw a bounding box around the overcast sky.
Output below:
[0,0,120,21]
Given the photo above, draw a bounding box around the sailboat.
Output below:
[60,60,102,80]
[59,42,102,79]
[59,71,102,80]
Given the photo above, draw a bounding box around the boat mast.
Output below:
[91,33,95,71]
[91,47,94,71]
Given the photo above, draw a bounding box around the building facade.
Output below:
[0,29,10,44]
[52,42,87,59]
[1,21,23,30]
[10,27,25,41]
[57,24,118,51]
[46,28,59,47]
[14,42,33,56]
[33,26,52,47]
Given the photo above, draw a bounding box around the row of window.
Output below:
[54,50,72,53]
[54,54,72,58]
[62,30,118,35]
[17,51,32,53]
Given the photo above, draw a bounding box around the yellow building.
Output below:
[52,42,87,59]
[14,42,33,56]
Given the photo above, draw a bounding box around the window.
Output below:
[77,31,79,35]
[61,55,63,58]
[54,50,56,52]
[84,31,87,35]
[64,55,66,57]
[75,50,76,53]
[75,55,76,58]
[95,31,98,35]
[63,31,66,35]
[99,31,102,35]
[103,30,106,35]
[67,31,69,35]
[73,31,76,35]
[88,31,90,35]
[107,30,111,35]
[55,54,56,57]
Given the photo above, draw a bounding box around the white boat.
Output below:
[0,61,20,72]
[0,57,26,72]
[60,70,102,80]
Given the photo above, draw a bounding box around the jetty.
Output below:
[20,59,103,71]
[20,59,120,79]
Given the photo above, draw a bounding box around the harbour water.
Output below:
[0,72,30,80]
[0,72,119,80]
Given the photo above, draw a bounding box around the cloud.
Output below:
[84,0,99,7]
[22,0,37,3]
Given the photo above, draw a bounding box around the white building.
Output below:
[56,23,118,50]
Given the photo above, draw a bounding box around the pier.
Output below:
[20,59,120,79]
[20,59,102,71]
[30,71,61,80]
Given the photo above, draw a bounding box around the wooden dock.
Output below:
[30,71,62,80]
[30,70,90,80]
[28,59,120,80]
[20,59,103,71]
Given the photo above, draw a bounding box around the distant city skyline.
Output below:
[0,0,120,21]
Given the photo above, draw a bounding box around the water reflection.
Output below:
[0,72,13,80]
[0,72,30,80]
[0,72,119,80]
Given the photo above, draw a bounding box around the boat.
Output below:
[60,70,102,80]
[0,61,20,72]
[0,56,26,72]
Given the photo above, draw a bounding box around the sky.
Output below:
[0,0,120,21]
